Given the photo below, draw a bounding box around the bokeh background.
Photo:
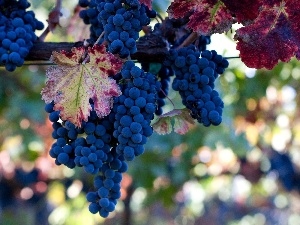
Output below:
[1,1,300,225]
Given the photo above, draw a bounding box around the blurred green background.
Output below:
[1,1,300,225]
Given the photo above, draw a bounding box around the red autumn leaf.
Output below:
[167,0,234,35]
[234,0,300,69]
[139,0,153,10]
[221,0,262,24]
[41,45,123,127]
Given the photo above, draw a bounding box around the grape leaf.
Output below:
[152,117,172,135]
[152,108,195,135]
[234,0,300,69]
[41,45,123,127]
[139,0,153,10]
[221,0,261,24]
[167,0,234,35]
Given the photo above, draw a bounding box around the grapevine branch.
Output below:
[24,41,240,64]
[26,40,169,63]
[176,32,199,49]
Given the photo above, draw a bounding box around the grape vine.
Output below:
[40,0,229,217]
[1,0,300,220]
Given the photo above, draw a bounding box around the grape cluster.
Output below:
[112,60,159,160]
[97,0,151,58]
[82,61,160,216]
[79,0,104,43]
[45,60,161,217]
[166,45,229,126]
[0,0,44,71]
[45,100,127,217]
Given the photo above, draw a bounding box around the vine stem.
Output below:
[176,32,199,49]
[39,0,63,41]
[0,57,241,66]
[26,41,169,62]
[94,31,105,46]
[38,27,50,42]
[225,56,240,59]
[160,88,176,109]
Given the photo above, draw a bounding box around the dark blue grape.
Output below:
[96,0,151,58]
[166,45,228,126]
[0,1,44,71]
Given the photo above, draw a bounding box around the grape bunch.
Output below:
[112,60,159,160]
[0,0,44,71]
[45,100,127,217]
[44,60,161,217]
[165,45,229,126]
[96,0,151,58]
[139,22,211,116]
[79,0,154,58]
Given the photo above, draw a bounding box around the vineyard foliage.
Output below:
[168,0,300,69]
